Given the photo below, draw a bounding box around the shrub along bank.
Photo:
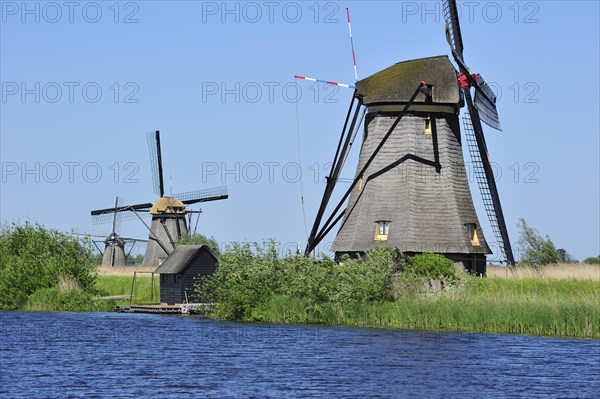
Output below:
[194,242,599,338]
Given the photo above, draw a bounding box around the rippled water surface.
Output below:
[1,312,598,398]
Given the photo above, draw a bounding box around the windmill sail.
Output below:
[474,85,502,131]
[462,111,509,263]
[442,0,515,265]
[172,186,229,204]
[442,0,463,56]
[147,130,165,197]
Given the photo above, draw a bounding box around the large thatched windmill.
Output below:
[305,0,514,274]
[91,131,228,266]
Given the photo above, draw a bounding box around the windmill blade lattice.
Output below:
[147,130,165,197]
[461,89,515,265]
[462,111,509,263]
[91,197,149,225]
[71,227,110,239]
[442,0,464,57]
[111,196,124,235]
[173,185,229,204]
[442,0,514,265]
[443,0,501,131]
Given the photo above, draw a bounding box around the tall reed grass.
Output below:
[487,264,599,281]
[262,278,600,338]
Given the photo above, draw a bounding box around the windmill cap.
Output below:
[356,55,460,106]
[149,197,187,215]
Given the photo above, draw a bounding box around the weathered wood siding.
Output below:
[159,250,217,304]
[160,274,182,305]
[179,251,216,303]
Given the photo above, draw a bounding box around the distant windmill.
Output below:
[91,131,228,266]
[100,196,127,266]
[75,196,147,266]
[305,0,514,275]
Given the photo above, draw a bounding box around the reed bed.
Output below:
[487,263,600,281]
[96,266,156,276]
[263,279,600,338]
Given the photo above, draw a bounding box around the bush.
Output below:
[177,233,221,256]
[516,218,561,267]
[194,241,396,321]
[25,287,114,312]
[404,253,456,280]
[0,221,98,309]
[583,256,600,265]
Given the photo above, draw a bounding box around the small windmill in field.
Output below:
[75,196,146,266]
[91,131,228,266]
[304,0,514,274]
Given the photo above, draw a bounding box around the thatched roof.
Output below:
[356,56,460,106]
[154,245,218,274]
[149,197,187,215]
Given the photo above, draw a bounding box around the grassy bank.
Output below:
[23,269,159,311]
[261,279,599,338]
[96,274,159,304]
[91,273,599,338]
[193,243,599,339]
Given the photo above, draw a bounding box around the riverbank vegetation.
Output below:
[1,222,598,338]
[0,222,107,311]
[194,241,599,339]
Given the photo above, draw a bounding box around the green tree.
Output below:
[583,256,600,265]
[194,241,396,321]
[177,233,221,255]
[516,218,561,267]
[0,221,98,309]
[127,253,145,265]
[557,249,578,264]
[404,253,456,280]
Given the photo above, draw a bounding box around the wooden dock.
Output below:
[115,303,215,315]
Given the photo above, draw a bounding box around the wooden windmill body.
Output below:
[331,56,489,273]
[143,197,189,266]
[101,233,127,266]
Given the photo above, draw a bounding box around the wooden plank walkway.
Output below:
[115,303,215,314]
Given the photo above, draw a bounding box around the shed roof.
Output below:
[356,56,460,106]
[154,245,218,274]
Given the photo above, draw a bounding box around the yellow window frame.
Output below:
[375,221,390,241]
[424,118,432,135]
[466,223,480,246]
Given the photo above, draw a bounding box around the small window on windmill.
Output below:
[358,177,363,191]
[424,117,432,135]
[375,221,390,241]
[465,223,480,246]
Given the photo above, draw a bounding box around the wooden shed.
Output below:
[154,245,218,305]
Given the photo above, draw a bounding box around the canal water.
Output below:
[1,312,598,398]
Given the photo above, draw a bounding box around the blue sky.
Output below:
[1,1,599,262]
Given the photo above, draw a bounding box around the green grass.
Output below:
[64,273,600,339]
[259,279,600,339]
[96,275,160,304]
